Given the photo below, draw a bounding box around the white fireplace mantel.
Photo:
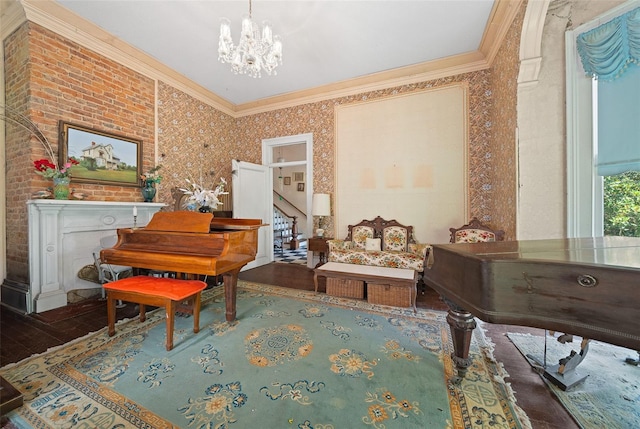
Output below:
[27,200,165,313]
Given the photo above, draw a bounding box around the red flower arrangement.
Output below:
[34,158,79,179]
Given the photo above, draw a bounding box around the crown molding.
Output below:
[235,51,489,117]
[12,0,519,118]
[1,0,27,40]
[479,0,525,64]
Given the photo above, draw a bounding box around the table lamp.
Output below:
[312,193,331,237]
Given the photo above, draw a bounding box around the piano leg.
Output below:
[222,269,241,322]
[443,298,477,383]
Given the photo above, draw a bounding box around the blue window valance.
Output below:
[577,7,640,81]
[577,7,640,176]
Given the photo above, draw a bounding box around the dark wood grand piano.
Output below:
[423,236,640,381]
[100,211,264,322]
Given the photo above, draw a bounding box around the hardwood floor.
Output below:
[0,263,578,429]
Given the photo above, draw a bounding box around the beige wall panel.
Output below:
[335,85,468,244]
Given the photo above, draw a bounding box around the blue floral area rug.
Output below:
[507,332,640,429]
[1,282,530,428]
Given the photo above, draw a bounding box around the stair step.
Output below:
[273,206,306,250]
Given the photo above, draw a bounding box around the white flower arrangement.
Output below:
[180,177,228,211]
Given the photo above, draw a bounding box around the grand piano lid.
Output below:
[432,236,640,269]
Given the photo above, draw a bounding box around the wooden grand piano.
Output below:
[100,211,263,322]
[423,237,640,383]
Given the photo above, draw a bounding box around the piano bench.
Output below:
[104,275,207,351]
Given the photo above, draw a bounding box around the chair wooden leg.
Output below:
[139,304,146,322]
[107,292,116,337]
[165,300,175,351]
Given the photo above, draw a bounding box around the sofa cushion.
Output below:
[352,225,375,249]
[328,249,424,271]
[328,240,353,251]
[382,226,408,251]
[365,238,381,251]
[408,243,430,259]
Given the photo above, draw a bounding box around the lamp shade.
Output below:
[312,193,331,217]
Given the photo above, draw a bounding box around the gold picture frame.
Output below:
[59,121,142,187]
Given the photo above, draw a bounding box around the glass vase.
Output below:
[52,177,70,200]
[141,180,156,202]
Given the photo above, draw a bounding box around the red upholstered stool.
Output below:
[104,275,207,351]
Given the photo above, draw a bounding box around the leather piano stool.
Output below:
[104,275,207,351]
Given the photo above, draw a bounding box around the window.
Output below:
[603,171,640,236]
[566,3,640,238]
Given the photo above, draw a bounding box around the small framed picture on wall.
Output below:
[297,183,305,192]
[284,177,291,185]
[293,172,304,182]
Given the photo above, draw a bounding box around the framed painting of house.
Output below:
[58,121,142,186]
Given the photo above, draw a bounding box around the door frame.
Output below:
[262,133,314,264]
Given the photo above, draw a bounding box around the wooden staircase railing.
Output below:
[273,205,299,250]
[273,191,307,251]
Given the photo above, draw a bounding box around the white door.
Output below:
[232,159,272,269]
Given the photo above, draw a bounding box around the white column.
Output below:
[29,203,67,312]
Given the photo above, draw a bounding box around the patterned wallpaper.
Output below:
[156,83,236,209]
[158,72,494,239]
[488,1,527,240]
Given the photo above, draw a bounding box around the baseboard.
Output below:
[0,280,29,313]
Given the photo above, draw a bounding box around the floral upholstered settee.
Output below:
[449,217,505,243]
[327,216,429,272]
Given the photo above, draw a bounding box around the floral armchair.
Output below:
[449,217,505,243]
[327,216,429,271]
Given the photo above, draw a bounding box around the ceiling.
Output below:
[52,1,498,108]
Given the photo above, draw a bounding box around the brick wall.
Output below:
[4,22,155,283]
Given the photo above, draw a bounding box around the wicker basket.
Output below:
[326,277,365,299]
[367,283,412,307]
